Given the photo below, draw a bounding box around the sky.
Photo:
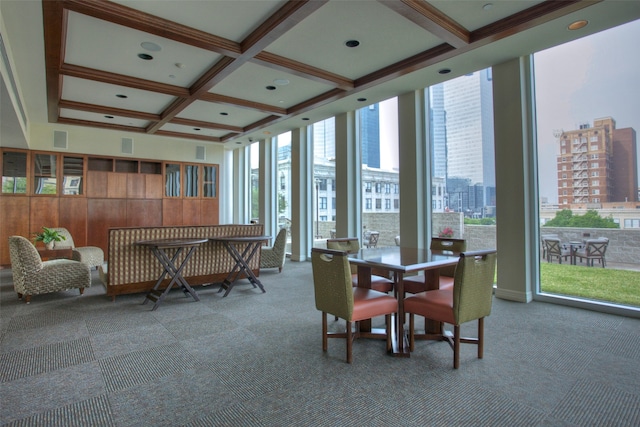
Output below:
[534,19,640,203]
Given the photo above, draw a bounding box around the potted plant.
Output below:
[33,226,66,250]
[438,227,454,238]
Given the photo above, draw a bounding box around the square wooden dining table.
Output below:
[348,246,460,356]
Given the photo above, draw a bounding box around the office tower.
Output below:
[359,104,380,168]
[556,117,638,208]
[429,84,447,179]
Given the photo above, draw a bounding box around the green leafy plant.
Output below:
[33,227,66,245]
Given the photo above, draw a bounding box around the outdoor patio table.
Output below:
[136,238,207,311]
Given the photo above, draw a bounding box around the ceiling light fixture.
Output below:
[568,20,588,30]
[193,128,201,131]
[115,94,128,98]
[140,41,161,52]
[104,115,114,119]
[220,112,228,116]
[137,53,153,60]
[357,98,367,102]
[273,78,289,86]
[482,3,493,11]
[438,68,451,74]
[265,85,276,91]
[302,118,310,121]
[345,40,360,48]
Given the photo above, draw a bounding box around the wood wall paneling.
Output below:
[87,199,127,254]
[201,199,219,225]
[127,199,162,227]
[87,171,108,198]
[162,199,183,225]
[126,173,145,199]
[59,197,88,247]
[30,197,60,239]
[182,199,201,225]
[145,174,163,199]
[0,196,30,265]
[107,172,127,198]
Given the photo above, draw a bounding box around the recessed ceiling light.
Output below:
[104,115,114,119]
[357,98,367,102]
[175,63,186,69]
[568,20,588,30]
[273,78,289,86]
[266,85,276,91]
[193,128,201,131]
[438,68,452,74]
[115,94,128,98]
[140,41,161,52]
[482,3,493,11]
[137,53,153,60]
[236,141,242,145]
[345,40,360,48]
[302,117,310,121]
[220,112,228,116]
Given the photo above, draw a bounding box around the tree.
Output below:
[543,209,619,228]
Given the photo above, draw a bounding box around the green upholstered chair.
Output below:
[51,227,104,270]
[311,248,398,363]
[404,250,497,369]
[259,228,287,272]
[8,235,91,304]
[403,237,467,294]
[326,237,393,293]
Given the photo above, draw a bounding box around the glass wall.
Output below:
[360,99,399,248]
[277,132,292,250]
[426,69,496,249]
[534,19,640,309]
[249,143,259,222]
[312,117,336,244]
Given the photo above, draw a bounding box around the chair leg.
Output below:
[409,314,415,351]
[24,295,32,304]
[346,320,353,363]
[478,317,484,359]
[322,312,328,352]
[386,314,392,352]
[79,287,85,295]
[453,325,460,369]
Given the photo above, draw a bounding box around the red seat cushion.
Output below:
[404,289,455,324]
[352,287,398,321]
[402,275,453,294]
[351,274,394,293]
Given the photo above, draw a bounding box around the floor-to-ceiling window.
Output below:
[277,132,292,252]
[249,142,259,222]
[534,19,640,310]
[312,117,336,245]
[426,69,497,250]
[360,98,399,248]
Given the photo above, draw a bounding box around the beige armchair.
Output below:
[9,236,91,304]
[259,228,287,272]
[51,227,104,269]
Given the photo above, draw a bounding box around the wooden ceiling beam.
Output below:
[200,93,287,116]
[58,100,161,121]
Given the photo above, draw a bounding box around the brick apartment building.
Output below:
[556,117,638,209]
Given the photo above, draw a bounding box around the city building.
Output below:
[556,117,638,209]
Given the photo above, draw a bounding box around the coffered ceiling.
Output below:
[3,1,640,148]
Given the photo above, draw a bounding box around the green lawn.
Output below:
[540,262,640,307]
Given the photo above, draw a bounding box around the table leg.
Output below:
[143,246,200,310]
[218,241,265,297]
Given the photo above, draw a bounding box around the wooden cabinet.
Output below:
[0,148,219,266]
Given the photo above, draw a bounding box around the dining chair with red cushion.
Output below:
[404,249,497,369]
[326,237,393,293]
[311,248,398,363]
[402,237,466,294]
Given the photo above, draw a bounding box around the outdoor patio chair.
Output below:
[575,238,609,267]
[543,237,570,264]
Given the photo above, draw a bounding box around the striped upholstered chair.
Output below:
[51,228,104,270]
[9,236,91,304]
[259,228,287,272]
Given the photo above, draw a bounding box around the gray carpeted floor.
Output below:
[1,260,639,426]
